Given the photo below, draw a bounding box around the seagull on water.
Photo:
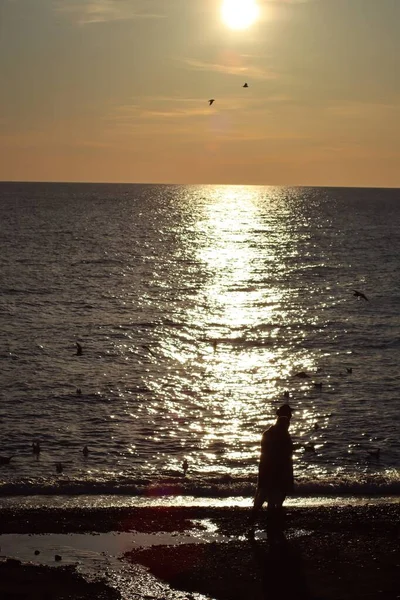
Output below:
[367,448,380,459]
[294,371,310,379]
[353,290,368,301]
[304,443,316,453]
[243,83,248,88]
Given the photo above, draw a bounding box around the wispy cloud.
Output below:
[108,100,214,125]
[56,0,165,25]
[326,101,399,119]
[183,58,276,81]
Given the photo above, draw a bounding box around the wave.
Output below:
[0,474,399,498]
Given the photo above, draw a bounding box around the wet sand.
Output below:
[0,503,399,599]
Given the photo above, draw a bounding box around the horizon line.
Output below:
[0,180,399,191]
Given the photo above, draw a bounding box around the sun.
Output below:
[221,0,260,30]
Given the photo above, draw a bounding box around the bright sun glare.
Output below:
[221,0,260,30]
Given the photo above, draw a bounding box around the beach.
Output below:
[1,501,399,599]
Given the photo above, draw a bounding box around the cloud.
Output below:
[108,100,215,125]
[56,0,164,25]
[326,101,400,119]
[183,58,276,81]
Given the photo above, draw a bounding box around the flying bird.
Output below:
[208,99,215,106]
[353,290,368,301]
[243,83,248,88]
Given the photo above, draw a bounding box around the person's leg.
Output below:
[269,491,287,535]
[249,487,266,529]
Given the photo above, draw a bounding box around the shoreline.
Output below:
[0,502,399,599]
[0,499,399,534]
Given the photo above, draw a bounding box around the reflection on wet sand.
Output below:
[250,514,310,599]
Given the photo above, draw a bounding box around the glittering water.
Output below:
[0,182,399,498]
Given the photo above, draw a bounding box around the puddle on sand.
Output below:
[0,527,225,600]
[0,520,313,599]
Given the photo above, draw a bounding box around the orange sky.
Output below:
[0,0,399,186]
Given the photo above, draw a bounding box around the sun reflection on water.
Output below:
[164,185,320,474]
[130,185,338,481]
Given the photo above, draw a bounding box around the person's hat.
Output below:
[276,404,293,418]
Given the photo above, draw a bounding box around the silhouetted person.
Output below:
[182,458,188,476]
[76,388,82,395]
[82,445,89,457]
[76,342,83,356]
[55,462,63,473]
[32,441,41,457]
[249,404,294,532]
[0,456,14,465]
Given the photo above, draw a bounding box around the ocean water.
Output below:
[0,182,399,500]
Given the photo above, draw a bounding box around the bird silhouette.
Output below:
[243,83,248,88]
[142,345,157,358]
[294,371,310,379]
[0,456,14,465]
[304,443,316,453]
[208,99,215,106]
[367,448,380,459]
[353,290,368,301]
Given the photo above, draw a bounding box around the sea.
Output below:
[0,182,399,506]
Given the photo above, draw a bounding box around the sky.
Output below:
[0,0,399,186]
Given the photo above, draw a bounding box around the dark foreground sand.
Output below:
[0,503,399,599]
